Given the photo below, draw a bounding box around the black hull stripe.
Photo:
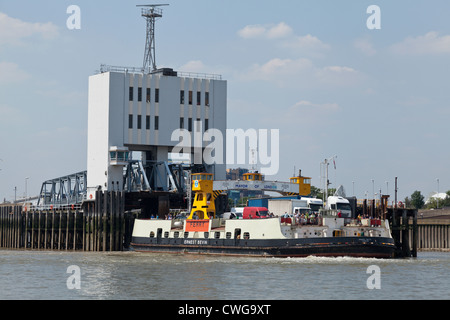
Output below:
[130,236,395,258]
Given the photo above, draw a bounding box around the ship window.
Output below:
[333,230,343,237]
[164,231,169,238]
[204,232,209,239]
[234,228,241,239]
[214,232,220,239]
[149,231,155,238]
[174,231,179,238]
[226,232,231,239]
[243,232,250,240]
[184,232,189,238]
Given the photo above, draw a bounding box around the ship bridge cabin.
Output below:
[188,173,215,220]
[242,171,264,181]
[289,172,311,196]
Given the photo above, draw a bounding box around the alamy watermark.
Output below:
[171,121,280,175]
[367,5,381,30]
[366,265,381,289]
[66,5,81,30]
[66,265,81,290]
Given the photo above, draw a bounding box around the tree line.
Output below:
[405,190,450,210]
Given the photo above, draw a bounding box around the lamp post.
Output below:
[371,179,375,200]
[25,177,29,201]
[436,178,440,209]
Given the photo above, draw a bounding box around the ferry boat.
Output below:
[130,173,396,258]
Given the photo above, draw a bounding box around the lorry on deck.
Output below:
[242,207,269,219]
[268,199,308,216]
[325,196,352,218]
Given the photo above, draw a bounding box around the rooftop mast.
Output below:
[137,4,169,73]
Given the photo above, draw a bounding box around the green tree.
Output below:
[310,186,321,198]
[404,196,411,208]
[311,186,336,200]
[410,191,425,209]
[427,190,450,209]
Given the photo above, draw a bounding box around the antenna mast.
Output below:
[137,4,169,73]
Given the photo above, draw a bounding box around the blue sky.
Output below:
[1,0,450,202]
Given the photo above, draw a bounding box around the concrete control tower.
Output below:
[86,5,227,200]
[86,67,227,199]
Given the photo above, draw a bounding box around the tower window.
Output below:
[205,92,210,106]
[129,87,133,101]
[155,88,159,103]
[146,115,150,130]
[154,116,159,130]
[146,88,151,103]
[138,87,142,102]
[128,114,133,129]
[180,90,185,104]
[197,92,201,105]
[188,118,192,132]
[180,117,184,129]
[188,91,193,105]
[137,115,142,129]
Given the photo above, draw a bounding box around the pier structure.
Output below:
[0,191,132,251]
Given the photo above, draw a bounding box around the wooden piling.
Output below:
[0,192,131,252]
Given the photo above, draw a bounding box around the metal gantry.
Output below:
[137,4,169,72]
[37,171,87,207]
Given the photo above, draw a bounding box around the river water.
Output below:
[0,249,448,300]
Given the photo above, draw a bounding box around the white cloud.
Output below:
[178,60,208,73]
[177,60,229,78]
[238,22,292,39]
[246,57,314,80]
[237,24,267,39]
[0,12,59,46]
[240,57,361,88]
[354,38,376,56]
[315,65,361,86]
[238,22,329,57]
[0,61,30,84]
[292,100,340,113]
[266,22,293,39]
[283,34,330,52]
[391,31,450,55]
